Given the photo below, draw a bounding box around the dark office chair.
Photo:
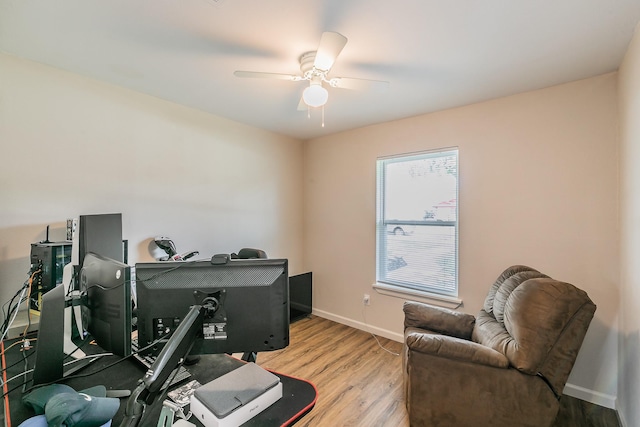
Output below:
[230,248,267,259]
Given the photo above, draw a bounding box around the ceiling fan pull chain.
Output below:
[322,105,325,128]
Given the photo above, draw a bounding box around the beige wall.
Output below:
[618,24,640,427]
[0,53,305,306]
[0,49,627,412]
[304,74,620,406]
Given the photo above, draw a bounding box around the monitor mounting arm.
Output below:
[119,302,215,427]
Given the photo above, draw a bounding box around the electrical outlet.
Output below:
[363,294,370,306]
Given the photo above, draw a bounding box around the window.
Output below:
[376,148,458,297]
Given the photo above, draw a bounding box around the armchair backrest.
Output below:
[472,266,596,397]
[481,265,548,317]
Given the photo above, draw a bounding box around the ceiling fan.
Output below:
[234,32,389,111]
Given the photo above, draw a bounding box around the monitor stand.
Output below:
[33,277,93,385]
[62,262,86,359]
[32,285,65,385]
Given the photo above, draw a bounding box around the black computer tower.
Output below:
[29,241,72,312]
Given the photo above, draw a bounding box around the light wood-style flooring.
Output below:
[257,315,620,427]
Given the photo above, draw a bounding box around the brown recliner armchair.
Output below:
[403,265,596,427]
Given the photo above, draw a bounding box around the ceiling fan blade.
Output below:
[331,77,390,92]
[234,70,300,81]
[313,32,348,71]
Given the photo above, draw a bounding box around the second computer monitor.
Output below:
[134,258,290,356]
[79,252,132,357]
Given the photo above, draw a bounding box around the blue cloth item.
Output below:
[17,415,47,427]
[17,416,112,427]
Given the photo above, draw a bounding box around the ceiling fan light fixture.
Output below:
[302,83,329,107]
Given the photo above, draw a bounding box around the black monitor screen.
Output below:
[79,252,132,357]
[135,258,289,356]
[78,213,123,269]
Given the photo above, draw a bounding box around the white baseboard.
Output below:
[311,308,403,343]
[312,308,618,411]
[563,383,617,410]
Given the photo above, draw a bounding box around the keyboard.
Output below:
[130,339,192,389]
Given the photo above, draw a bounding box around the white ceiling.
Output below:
[2,0,640,140]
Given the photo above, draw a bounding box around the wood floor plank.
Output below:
[258,316,407,427]
[257,315,619,427]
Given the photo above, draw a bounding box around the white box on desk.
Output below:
[190,362,282,427]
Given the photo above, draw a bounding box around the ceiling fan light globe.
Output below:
[303,84,329,107]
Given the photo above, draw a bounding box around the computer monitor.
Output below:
[78,213,123,269]
[79,252,132,357]
[289,272,312,322]
[134,258,290,357]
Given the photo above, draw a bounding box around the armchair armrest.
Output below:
[403,301,475,340]
[406,332,509,369]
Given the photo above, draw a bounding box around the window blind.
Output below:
[376,148,458,296]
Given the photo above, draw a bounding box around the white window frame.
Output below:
[374,148,461,308]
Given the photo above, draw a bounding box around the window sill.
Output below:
[372,282,463,309]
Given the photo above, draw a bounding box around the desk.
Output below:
[2,338,316,426]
